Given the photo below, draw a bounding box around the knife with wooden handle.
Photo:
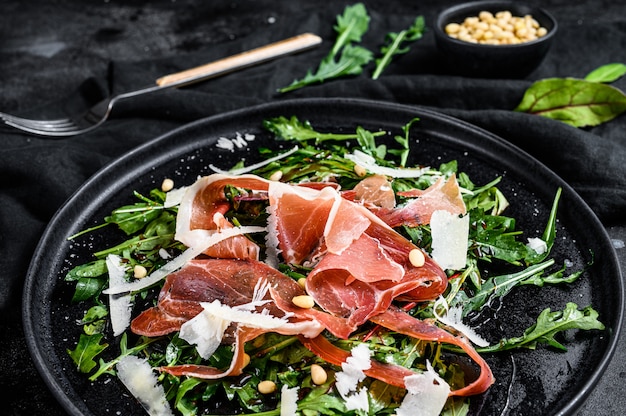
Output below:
[156,33,322,87]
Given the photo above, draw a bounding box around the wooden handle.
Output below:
[156,33,322,87]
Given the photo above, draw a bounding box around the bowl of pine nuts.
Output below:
[434,1,557,78]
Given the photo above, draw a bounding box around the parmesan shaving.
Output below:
[395,361,450,416]
[280,384,299,416]
[106,254,132,336]
[163,185,187,208]
[209,146,299,175]
[434,297,489,347]
[345,150,429,178]
[181,297,290,359]
[179,304,229,359]
[116,356,173,416]
[527,237,548,255]
[103,225,266,295]
[430,210,469,270]
[335,343,372,412]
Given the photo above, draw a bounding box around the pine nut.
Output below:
[133,265,148,278]
[257,380,277,394]
[445,10,548,45]
[354,164,367,177]
[310,364,328,385]
[292,295,315,309]
[269,170,283,181]
[409,249,425,267]
[161,178,174,192]
[242,353,251,368]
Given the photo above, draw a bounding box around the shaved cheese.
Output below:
[395,361,450,416]
[202,299,290,328]
[434,297,489,347]
[106,255,132,336]
[179,303,229,359]
[209,146,299,175]
[104,225,266,295]
[345,150,429,178]
[181,297,291,359]
[116,356,173,416]
[430,210,469,270]
[335,343,372,412]
[527,237,548,255]
[280,384,299,416]
[264,201,281,268]
[163,186,188,208]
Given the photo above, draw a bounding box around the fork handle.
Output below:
[155,33,322,87]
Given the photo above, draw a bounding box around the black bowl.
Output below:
[434,1,557,78]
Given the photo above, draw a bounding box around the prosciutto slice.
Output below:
[375,174,466,227]
[175,174,271,260]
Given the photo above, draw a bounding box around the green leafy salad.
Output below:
[65,115,605,416]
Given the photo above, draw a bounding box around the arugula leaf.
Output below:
[263,115,383,143]
[88,334,159,381]
[479,303,605,352]
[464,260,555,313]
[67,333,108,374]
[65,259,108,281]
[584,62,626,83]
[71,276,107,302]
[525,187,561,265]
[514,77,626,127]
[331,2,370,56]
[387,117,418,167]
[279,4,373,92]
[372,16,425,80]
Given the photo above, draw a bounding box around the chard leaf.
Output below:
[67,333,108,374]
[480,303,605,352]
[514,77,626,127]
[584,63,626,83]
[372,15,425,80]
[279,4,373,92]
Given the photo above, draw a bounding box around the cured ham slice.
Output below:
[300,307,494,397]
[376,174,466,227]
[132,259,316,336]
[370,306,495,396]
[267,182,336,265]
[175,174,271,260]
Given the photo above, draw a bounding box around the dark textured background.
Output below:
[1,0,625,414]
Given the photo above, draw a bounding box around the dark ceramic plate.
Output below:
[23,98,623,416]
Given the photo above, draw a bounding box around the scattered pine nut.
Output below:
[292,295,315,309]
[354,164,367,177]
[297,277,307,289]
[269,170,283,181]
[310,364,328,385]
[133,265,148,278]
[257,380,277,394]
[242,353,251,369]
[161,178,174,192]
[409,249,425,267]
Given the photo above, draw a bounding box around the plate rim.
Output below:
[22,97,624,416]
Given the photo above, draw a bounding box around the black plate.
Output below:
[23,98,623,416]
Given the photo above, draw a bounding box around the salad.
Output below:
[64,115,604,416]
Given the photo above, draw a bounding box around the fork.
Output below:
[0,33,321,137]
